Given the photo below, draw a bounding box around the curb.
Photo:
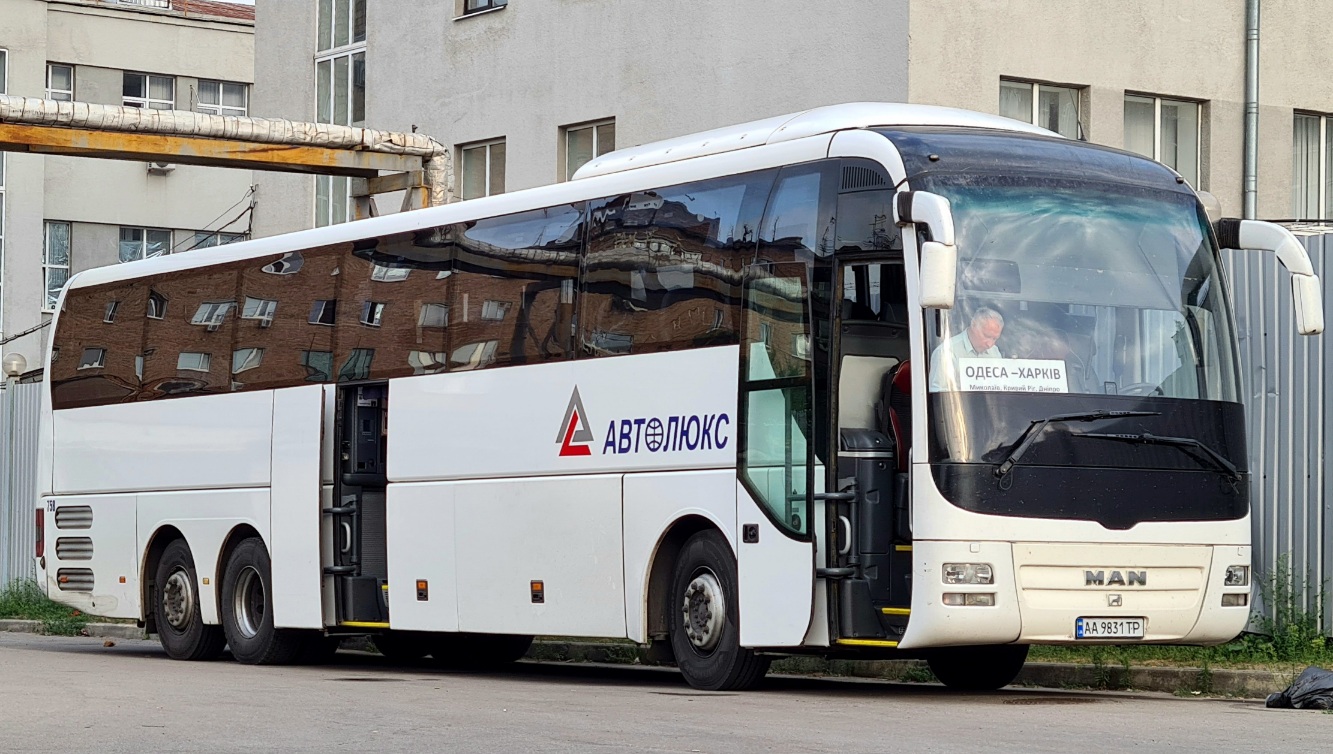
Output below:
[0,622,1296,698]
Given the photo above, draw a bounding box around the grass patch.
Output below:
[0,580,92,636]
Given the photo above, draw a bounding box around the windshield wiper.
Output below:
[1075,431,1240,485]
[994,411,1161,482]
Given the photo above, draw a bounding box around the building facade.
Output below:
[0,0,254,371]
[250,0,1332,238]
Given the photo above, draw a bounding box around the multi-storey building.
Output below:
[0,0,254,370]
[250,0,1332,239]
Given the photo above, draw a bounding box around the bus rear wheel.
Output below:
[668,530,770,691]
[153,539,225,661]
[430,633,533,669]
[927,644,1029,690]
[220,537,304,665]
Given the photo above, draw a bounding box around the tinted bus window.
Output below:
[50,281,147,409]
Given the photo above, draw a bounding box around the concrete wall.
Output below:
[907,0,1333,219]
[249,0,316,237]
[0,0,254,370]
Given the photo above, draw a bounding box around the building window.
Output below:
[123,72,175,110]
[119,227,172,262]
[177,352,211,372]
[187,231,246,251]
[1293,113,1332,220]
[241,297,277,325]
[460,138,506,199]
[418,303,449,328]
[339,348,375,381]
[408,351,448,375]
[1124,94,1201,187]
[104,302,120,323]
[198,80,247,117]
[480,300,511,321]
[309,299,337,325]
[262,252,303,275]
[301,350,333,382]
[463,0,507,14]
[232,347,264,374]
[563,119,615,180]
[315,0,367,227]
[78,348,106,370]
[147,290,168,319]
[191,301,236,330]
[999,79,1081,139]
[43,221,72,312]
[47,64,74,101]
[370,264,410,282]
[360,301,386,327]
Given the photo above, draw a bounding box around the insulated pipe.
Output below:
[1243,0,1261,219]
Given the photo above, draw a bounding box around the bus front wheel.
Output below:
[153,539,225,661]
[927,644,1030,690]
[220,537,304,665]
[668,530,770,691]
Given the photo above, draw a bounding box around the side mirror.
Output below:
[896,191,958,309]
[1216,218,1325,335]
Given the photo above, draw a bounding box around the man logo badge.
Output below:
[1085,570,1147,586]
[557,386,594,457]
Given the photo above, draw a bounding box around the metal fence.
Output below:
[0,380,40,590]
[1226,227,1333,636]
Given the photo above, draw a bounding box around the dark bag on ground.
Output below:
[1265,666,1333,709]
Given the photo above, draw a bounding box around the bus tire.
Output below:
[430,633,533,669]
[219,537,303,665]
[372,631,432,663]
[153,539,226,661]
[668,530,770,691]
[927,644,1029,690]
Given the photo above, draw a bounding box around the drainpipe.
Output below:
[1243,0,1261,219]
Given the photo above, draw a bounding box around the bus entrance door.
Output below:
[327,383,390,625]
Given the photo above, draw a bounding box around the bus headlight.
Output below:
[942,563,993,585]
[1224,565,1249,587]
[943,593,996,606]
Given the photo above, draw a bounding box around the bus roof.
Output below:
[571,102,1057,180]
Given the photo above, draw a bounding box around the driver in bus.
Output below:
[928,306,1004,391]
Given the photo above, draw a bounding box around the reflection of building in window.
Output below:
[408,351,448,375]
[339,348,374,380]
[480,300,511,321]
[589,330,633,355]
[451,341,497,370]
[371,265,410,282]
[418,303,449,328]
[301,350,333,382]
[103,301,121,323]
[177,352,211,372]
[191,301,236,330]
[241,297,277,325]
[134,355,145,380]
[361,301,386,327]
[309,299,337,325]
[232,348,264,374]
[792,333,811,361]
[78,348,106,370]
[147,290,168,319]
[262,252,304,275]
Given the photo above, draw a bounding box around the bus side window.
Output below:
[580,170,774,357]
[50,281,146,410]
[140,266,240,398]
[448,204,583,370]
[235,245,340,390]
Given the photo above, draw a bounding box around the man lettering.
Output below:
[928,307,1005,391]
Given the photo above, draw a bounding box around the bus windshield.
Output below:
[924,178,1239,406]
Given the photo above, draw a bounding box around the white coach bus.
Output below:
[35,103,1323,690]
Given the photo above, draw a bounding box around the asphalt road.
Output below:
[0,633,1326,753]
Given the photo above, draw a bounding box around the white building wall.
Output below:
[0,0,254,372]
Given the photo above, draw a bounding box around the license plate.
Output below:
[1075,617,1145,639]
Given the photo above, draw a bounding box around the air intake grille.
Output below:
[55,506,93,529]
[56,537,94,561]
[56,568,94,593]
[841,165,889,192]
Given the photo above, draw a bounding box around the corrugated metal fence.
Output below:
[1226,228,1332,636]
[0,380,40,590]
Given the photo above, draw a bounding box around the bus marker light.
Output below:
[942,593,995,607]
[119,576,126,584]
[35,509,44,558]
[531,581,544,604]
[202,578,209,585]
[1224,565,1249,586]
[416,580,429,601]
[1221,594,1247,607]
[942,563,993,585]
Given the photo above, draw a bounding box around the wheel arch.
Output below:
[644,514,728,651]
[214,523,265,618]
[141,524,187,632]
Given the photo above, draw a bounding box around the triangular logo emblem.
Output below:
[557,386,593,456]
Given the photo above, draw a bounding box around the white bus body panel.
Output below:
[269,385,324,629]
[737,482,815,647]
[44,493,139,619]
[51,391,273,495]
[137,488,270,625]
[621,470,736,643]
